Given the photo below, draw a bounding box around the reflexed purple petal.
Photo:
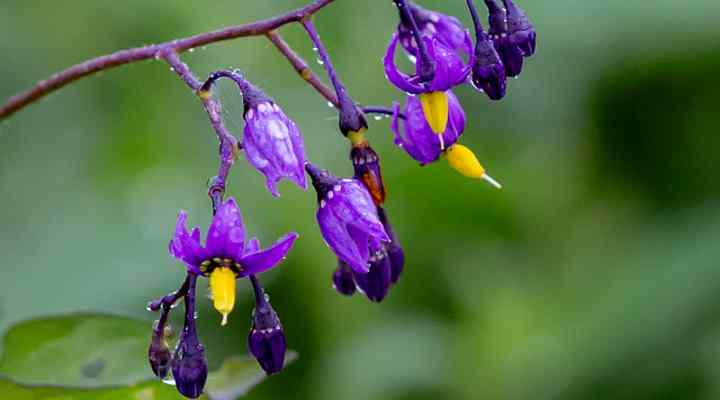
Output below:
[424,37,471,92]
[169,211,205,273]
[244,102,307,197]
[391,101,427,163]
[245,237,260,254]
[205,198,245,260]
[398,5,472,58]
[330,180,389,242]
[239,233,298,276]
[388,244,405,284]
[384,34,425,94]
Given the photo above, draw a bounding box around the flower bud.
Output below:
[353,241,392,302]
[171,333,208,399]
[350,139,385,206]
[333,260,357,296]
[148,320,172,379]
[471,31,507,100]
[485,0,524,77]
[248,304,287,375]
[502,0,536,57]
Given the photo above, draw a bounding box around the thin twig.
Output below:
[266,30,339,107]
[0,0,335,120]
[162,51,237,212]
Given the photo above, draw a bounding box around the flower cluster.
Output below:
[386,0,535,186]
[146,1,536,397]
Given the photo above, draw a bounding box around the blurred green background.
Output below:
[2,1,720,399]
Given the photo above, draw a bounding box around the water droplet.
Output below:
[316,58,325,65]
[194,311,199,319]
[169,67,175,72]
[145,306,152,312]
[188,48,195,53]
[374,115,382,120]
[312,47,318,52]
[327,101,335,108]
[264,293,270,302]
[162,377,176,386]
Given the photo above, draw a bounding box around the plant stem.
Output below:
[0,0,336,119]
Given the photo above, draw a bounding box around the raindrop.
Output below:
[162,377,176,386]
[264,293,270,302]
[327,101,335,108]
[188,48,195,53]
[194,311,199,320]
[312,47,318,52]
[169,67,175,72]
[316,58,325,65]
[374,115,383,120]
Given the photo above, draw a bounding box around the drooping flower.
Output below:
[306,163,389,273]
[241,82,307,197]
[384,33,471,134]
[397,1,472,58]
[502,0,536,57]
[391,91,465,164]
[172,327,208,399]
[247,296,286,375]
[169,197,298,325]
[485,0,524,77]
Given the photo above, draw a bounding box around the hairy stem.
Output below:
[0,0,335,119]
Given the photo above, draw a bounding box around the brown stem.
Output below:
[0,0,335,120]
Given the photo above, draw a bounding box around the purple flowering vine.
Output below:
[1,0,537,397]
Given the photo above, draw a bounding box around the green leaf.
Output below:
[0,313,298,399]
[0,313,152,388]
[205,352,297,400]
[0,377,182,400]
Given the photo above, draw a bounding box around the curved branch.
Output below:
[0,0,335,120]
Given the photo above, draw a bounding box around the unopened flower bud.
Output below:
[248,304,287,375]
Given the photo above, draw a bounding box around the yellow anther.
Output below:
[209,267,236,326]
[197,89,212,101]
[348,129,367,146]
[446,144,502,189]
[419,91,449,134]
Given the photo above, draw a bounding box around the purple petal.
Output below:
[384,34,424,94]
[245,237,260,254]
[425,37,471,91]
[243,103,307,197]
[168,211,204,273]
[239,232,298,276]
[205,198,246,260]
[318,205,368,273]
[332,180,389,242]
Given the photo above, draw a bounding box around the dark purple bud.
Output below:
[353,241,392,302]
[248,304,287,375]
[338,96,368,136]
[351,143,385,206]
[333,260,357,296]
[485,0,524,77]
[388,244,405,284]
[398,2,472,57]
[502,0,536,57]
[148,320,172,379]
[171,333,208,399]
[377,207,405,284]
[471,33,507,100]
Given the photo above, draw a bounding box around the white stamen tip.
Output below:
[221,313,229,326]
[482,173,503,189]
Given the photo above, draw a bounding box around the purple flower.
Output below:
[485,0,524,77]
[333,260,357,296]
[244,101,307,197]
[169,197,298,325]
[503,0,536,57]
[385,33,470,95]
[350,143,385,206]
[248,302,286,375]
[391,91,466,164]
[352,239,392,302]
[469,17,507,100]
[171,330,208,399]
[397,2,472,58]
[306,163,390,274]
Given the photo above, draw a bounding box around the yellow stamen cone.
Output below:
[209,267,236,326]
[446,144,502,189]
[419,91,449,134]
